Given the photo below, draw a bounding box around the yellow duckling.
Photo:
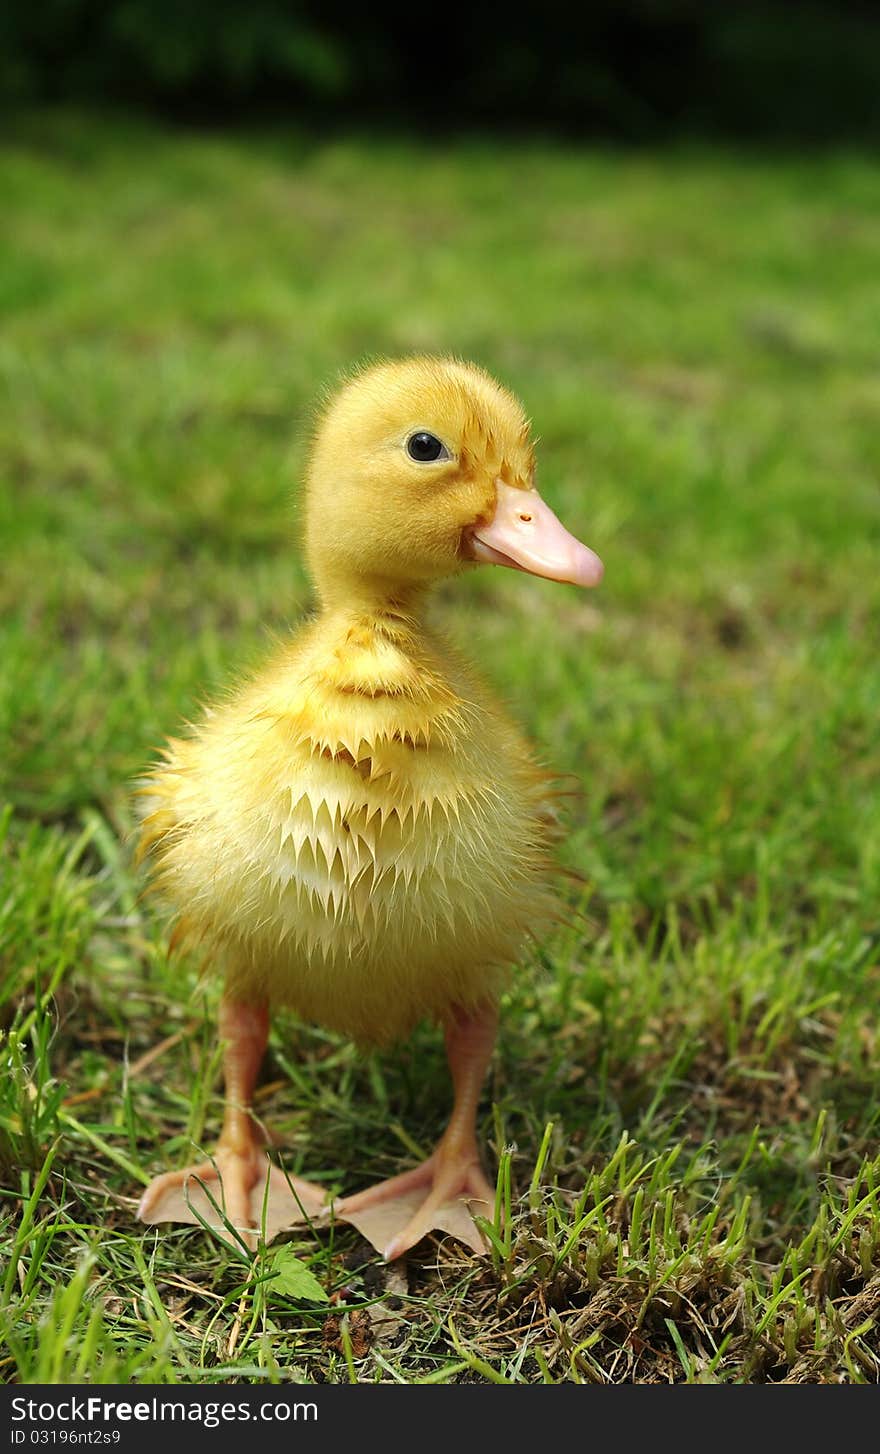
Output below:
[137,357,603,1259]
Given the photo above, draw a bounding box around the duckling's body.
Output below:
[137,357,602,1259]
[141,608,553,1046]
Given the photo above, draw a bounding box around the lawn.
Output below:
[2,110,879,1385]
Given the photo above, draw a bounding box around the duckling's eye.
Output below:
[406,431,449,463]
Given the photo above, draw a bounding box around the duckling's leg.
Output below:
[138,997,327,1243]
[335,1003,497,1260]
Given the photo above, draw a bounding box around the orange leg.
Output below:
[138,997,326,1242]
[336,1002,498,1260]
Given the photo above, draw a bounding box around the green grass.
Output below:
[2,109,880,1385]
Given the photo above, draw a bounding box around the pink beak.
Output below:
[463,479,604,588]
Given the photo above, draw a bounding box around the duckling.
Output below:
[136,357,603,1260]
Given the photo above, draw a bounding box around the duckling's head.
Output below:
[304,357,603,608]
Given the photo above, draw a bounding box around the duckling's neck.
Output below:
[283,578,461,753]
[314,574,431,630]
[315,593,432,670]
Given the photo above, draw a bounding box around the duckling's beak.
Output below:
[464,479,604,588]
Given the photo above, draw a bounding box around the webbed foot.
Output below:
[335,1134,494,1259]
[138,1142,327,1245]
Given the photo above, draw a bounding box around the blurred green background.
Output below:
[2,2,880,1387]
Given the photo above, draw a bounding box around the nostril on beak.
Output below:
[518,513,532,523]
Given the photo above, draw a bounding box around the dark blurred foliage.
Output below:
[2,0,880,140]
